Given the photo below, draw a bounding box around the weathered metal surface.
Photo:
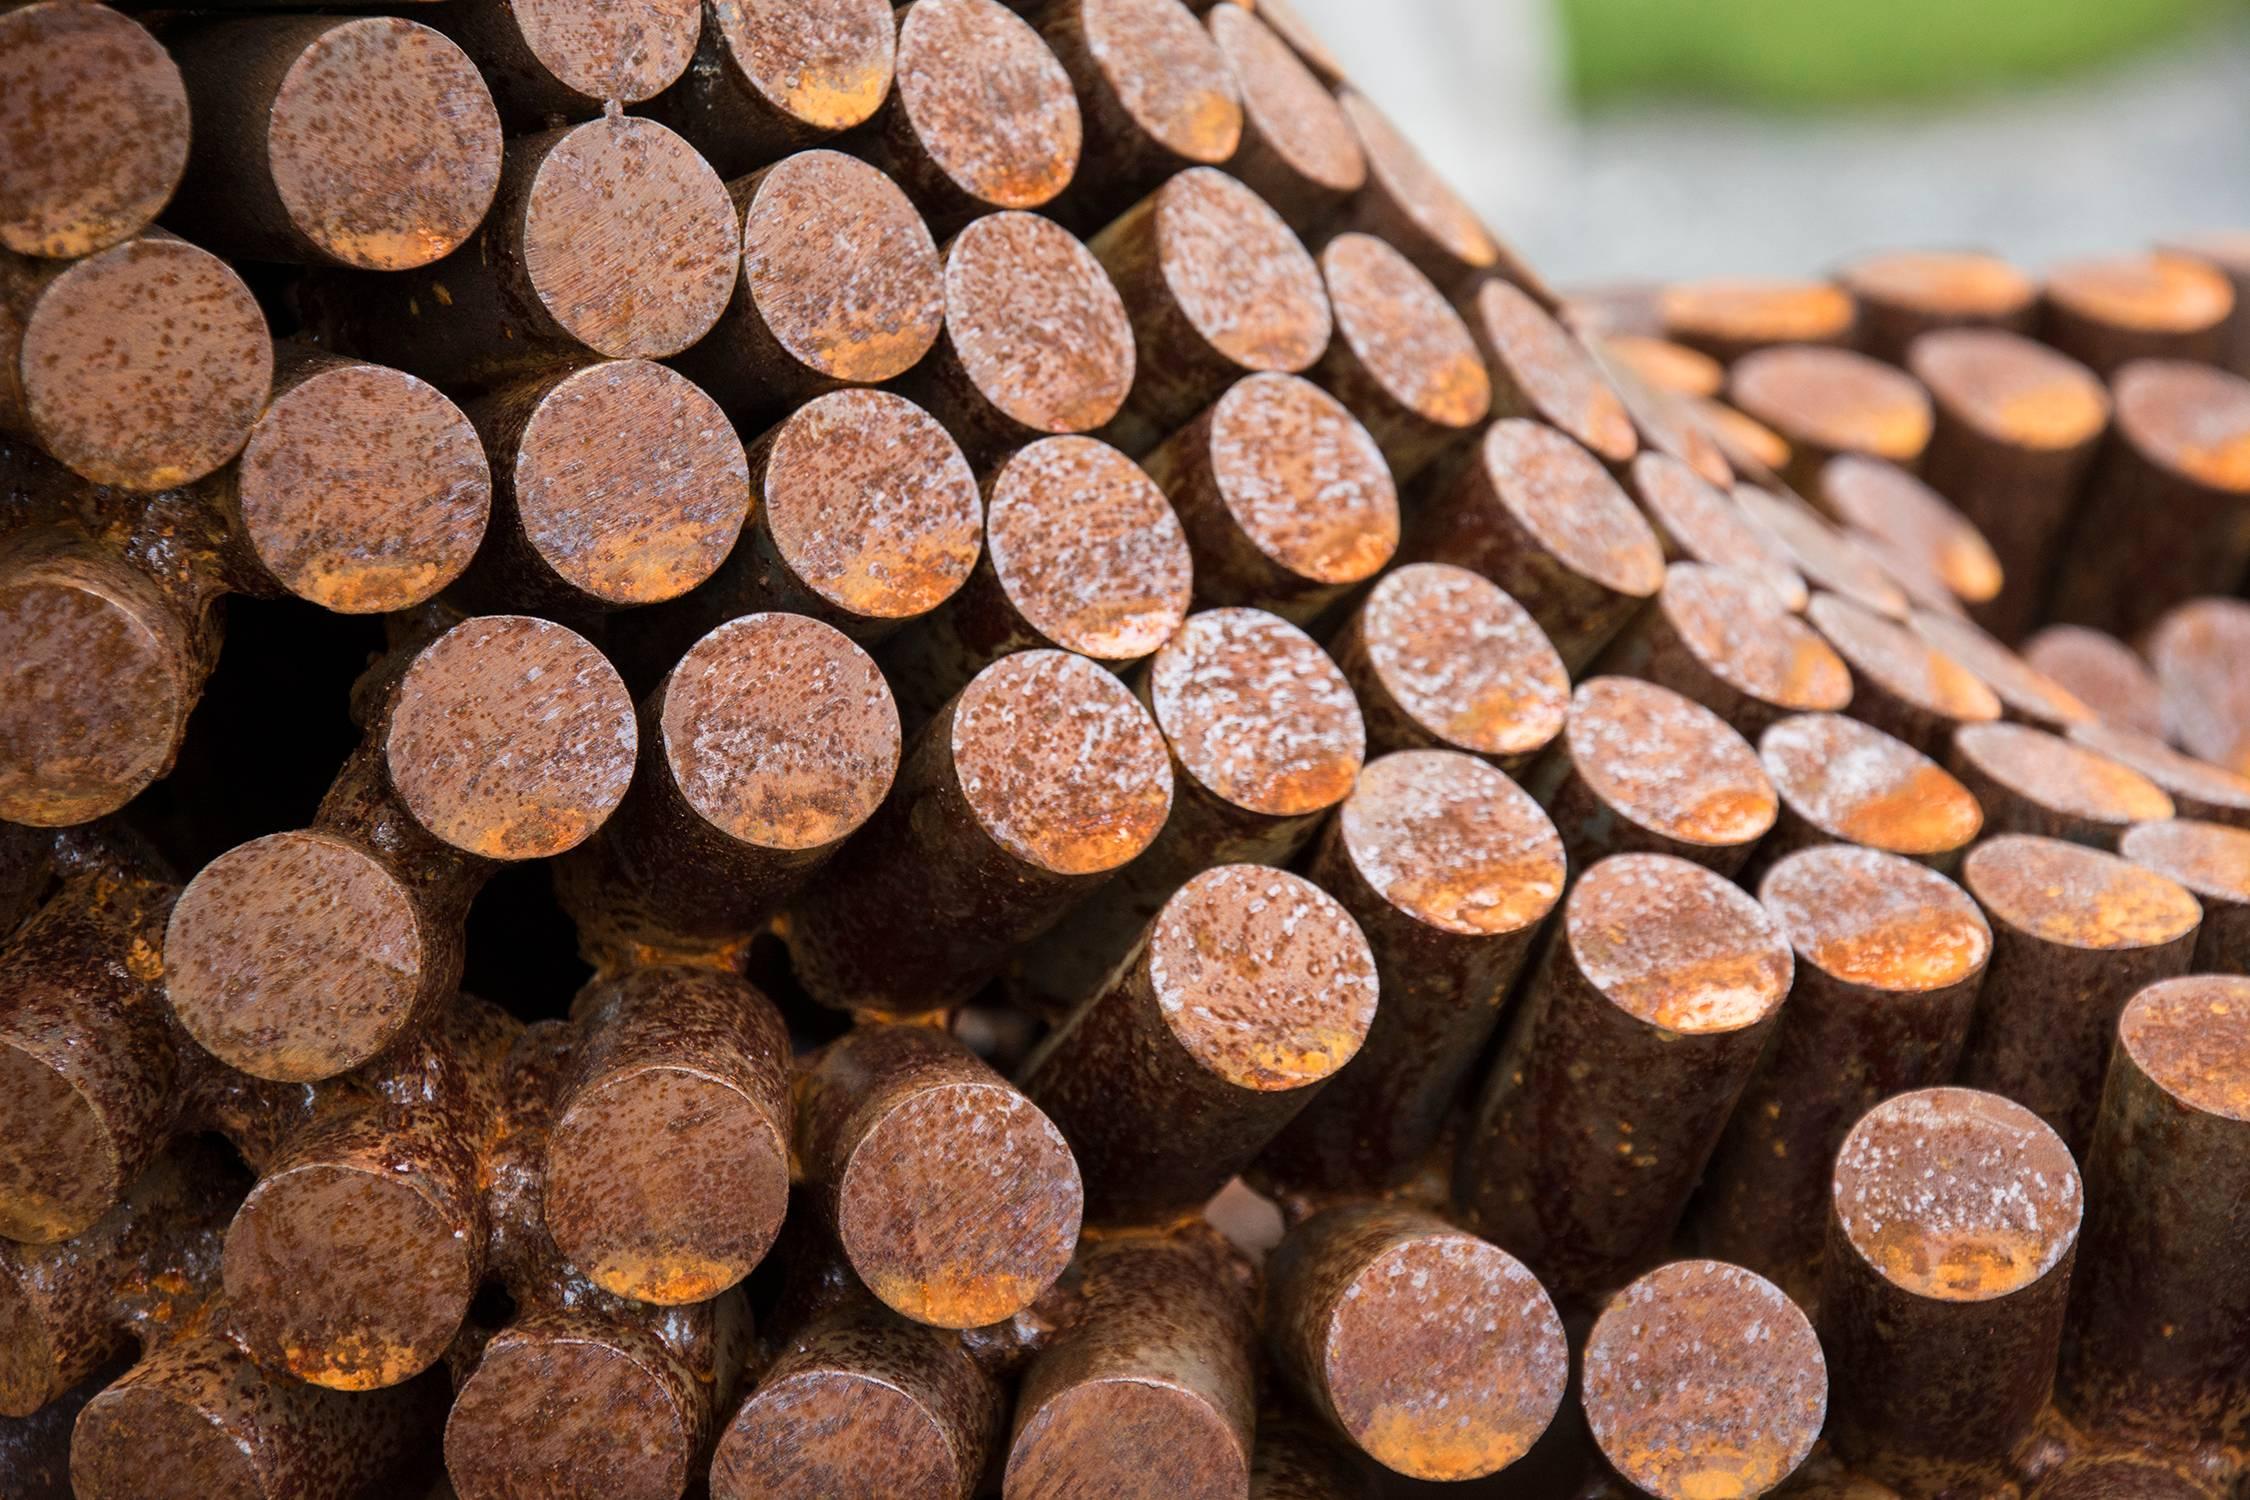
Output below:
[2070,720,2250,830]
[2118,819,2250,974]
[1835,248,2039,363]
[1593,561,1853,739]
[1455,852,1794,1301]
[1911,608,2094,733]
[1692,845,1992,1309]
[1733,484,1911,621]
[1602,350,1739,490]
[1203,4,1363,230]
[787,648,1174,1015]
[1266,1203,1566,1483]
[1658,278,1857,364]
[1310,232,1491,483]
[1263,750,1565,1195]
[1626,451,1809,612]
[1956,834,2202,1153]
[1600,334,1726,399]
[2148,598,2250,776]
[431,0,700,124]
[1522,676,1777,876]
[2042,252,2235,374]
[1582,1260,1828,1499]
[1021,863,1378,1225]
[1754,712,1985,875]
[1818,1087,2082,1497]
[2162,229,2250,374]
[1819,455,2004,610]
[1728,346,1933,491]
[2023,626,2167,741]
[1472,278,1639,466]
[1947,721,2171,848]
[1337,91,1537,302]
[646,0,895,179]
[1805,592,2000,757]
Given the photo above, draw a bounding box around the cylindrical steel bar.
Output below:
[1,233,271,490]
[1455,852,1794,1300]
[1658,278,1857,364]
[1037,0,1243,230]
[1600,333,1726,399]
[1593,560,1853,739]
[2022,625,2166,740]
[541,967,793,1304]
[1756,712,1986,873]
[903,210,1136,462]
[1248,0,1344,85]
[1261,750,1564,1195]
[1470,278,1640,466]
[1907,326,2110,642]
[2162,229,2250,374]
[1336,90,1538,302]
[1695,393,1795,480]
[1582,1260,1828,1500]
[2147,596,2250,775]
[880,434,1190,725]
[2049,365,2250,638]
[2042,252,2235,374]
[1265,1203,1568,1483]
[430,0,700,125]
[797,1021,1082,1328]
[1956,834,2202,1153]
[1692,845,1992,1308]
[1326,562,1570,772]
[1522,676,1777,876]
[1406,418,1665,671]
[863,0,1081,229]
[1140,372,1396,623]
[2058,975,2250,1455]
[559,613,899,968]
[1601,346,1738,488]
[1947,721,2171,848]
[1727,345,1933,492]
[298,115,737,390]
[1835,249,2038,364]
[1009,606,1362,1019]
[1005,1234,1257,1499]
[2118,819,2250,973]
[166,16,501,269]
[1818,1087,2081,1497]
[1203,4,1363,230]
[2027,1453,2228,1500]
[644,0,894,179]
[1627,451,1809,611]
[1819,455,2004,611]
[1733,483,1911,620]
[165,614,635,1081]
[0,2,188,259]
[1021,863,1378,1224]
[2070,720,2250,831]
[1804,592,2000,757]
[1248,1412,1380,1499]
[670,149,943,416]
[1089,168,1329,454]
[788,648,1174,1014]
[454,358,748,617]
[1310,231,1491,483]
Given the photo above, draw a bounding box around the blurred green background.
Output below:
[1562,0,2239,104]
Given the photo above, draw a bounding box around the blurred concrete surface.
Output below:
[1292,0,2250,286]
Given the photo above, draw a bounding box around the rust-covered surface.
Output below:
[1911,608,2094,732]
[1806,592,2001,757]
[1602,334,1727,398]
[1947,721,2170,848]
[1659,278,1857,363]
[1732,483,1912,622]
[2070,720,2250,830]
[433,0,700,121]
[1836,248,2039,363]
[1820,454,2004,609]
[1040,0,1243,226]
[1456,851,1794,1299]
[1336,91,1521,300]
[1595,560,1853,739]
[648,0,896,179]
[1819,1087,2082,1496]
[2042,252,2235,374]
[2023,626,2167,741]
[2147,596,2250,775]
[1311,232,1491,482]
[1472,278,1639,464]
[1957,834,2202,1152]
[1729,345,1934,488]
[1204,5,1363,228]
[2118,818,2250,974]
[1628,451,1810,612]
[1756,712,1986,871]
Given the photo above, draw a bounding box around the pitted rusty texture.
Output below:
[1659,278,1857,361]
[384,614,636,860]
[1822,455,2003,607]
[1729,346,1933,480]
[2023,627,2166,740]
[1911,325,2111,453]
[701,0,895,136]
[1568,852,1793,1033]
[1911,609,2093,732]
[543,968,793,1305]
[1143,373,1395,620]
[799,1024,1082,1329]
[1837,248,2039,360]
[2071,720,2250,830]
[939,212,1137,439]
[2044,252,2235,370]
[0,3,188,259]
[1061,0,1243,171]
[1266,750,1564,1193]
[1806,592,2000,756]
[1757,712,1985,867]
[515,116,738,360]
[6,235,272,490]
[1337,89,1512,295]
[1474,279,1639,463]
[986,435,1194,660]
[1204,4,1364,222]
[1314,232,1490,476]
[889,0,1081,214]
[1630,452,1810,612]
[1603,334,1727,398]
[2118,818,2250,973]
[488,359,750,607]
[2029,1455,2226,1500]
[1146,608,1365,818]
[2111,358,2250,492]
[1253,0,1346,84]
[1266,1204,1567,1482]
[1614,363,1737,490]
[1540,676,1777,871]
[1582,1260,1828,1500]
[1820,1087,2081,1494]
[1696,845,1991,1306]
[1734,485,1910,620]
[2148,597,2250,776]
[233,356,490,614]
[1603,561,1852,736]
[1959,834,2202,1152]
[750,389,983,631]
[1334,562,1569,768]
[500,0,700,104]
[1948,721,2171,847]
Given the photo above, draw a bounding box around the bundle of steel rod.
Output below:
[5,1,2250,1496]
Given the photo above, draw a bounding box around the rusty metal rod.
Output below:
[1754,711,1986,875]
[645,0,895,179]
[2042,252,2235,375]
[2022,625,2166,740]
[1834,248,2038,364]
[1659,278,1857,364]
[1310,231,1492,484]
[1203,4,1363,231]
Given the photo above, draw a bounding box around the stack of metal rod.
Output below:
[3,0,2249,1496]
